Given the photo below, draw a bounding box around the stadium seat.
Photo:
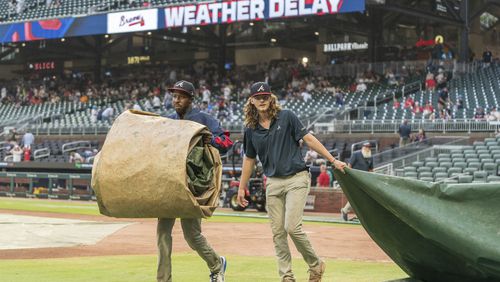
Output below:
[473,171,488,182]
[458,175,473,183]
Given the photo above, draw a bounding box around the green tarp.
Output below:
[334,169,500,282]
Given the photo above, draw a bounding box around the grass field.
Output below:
[0,197,407,281]
[0,254,406,282]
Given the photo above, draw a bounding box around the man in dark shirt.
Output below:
[340,142,374,221]
[236,82,347,282]
[483,49,492,67]
[398,119,412,147]
[157,80,232,282]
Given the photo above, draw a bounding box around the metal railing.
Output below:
[33,148,50,160]
[315,119,499,134]
[27,125,111,135]
[62,141,91,153]
[373,136,469,166]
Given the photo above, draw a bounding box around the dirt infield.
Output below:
[0,209,390,262]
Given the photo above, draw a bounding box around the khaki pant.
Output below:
[342,202,353,213]
[266,170,321,280]
[157,218,221,282]
[400,137,410,148]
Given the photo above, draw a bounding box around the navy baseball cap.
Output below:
[250,82,272,97]
[168,80,195,97]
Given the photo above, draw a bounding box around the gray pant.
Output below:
[266,170,321,280]
[157,218,221,282]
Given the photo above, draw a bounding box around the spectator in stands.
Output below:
[163,91,173,110]
[16,0,24,14]
[341,142,373,221]
[316,164,330,187]
[398,120,411,147]
[90,106,98,123]
[301,89,312,102]
[425,72,436,92]
[475,107,486,120]
[412,102,423,115]
[23,146,31,162]
[435,69,447,90]
[132,100,142,111]
[82,149,98,163]
[483,48,493,68]
[202,85,211,104]
[21,131,34,149]
[69,152,84,163]
[101,106,114,122]
[423,101,434,119]
[6,128,17,143]
[404,96,415,110]
[438,88,450,110]
[413,129,426,143]
[386,70,398,86]
[304,148,319,165]
[393,97,401,109]
[10,145,23,162]
[335,88,345,107]
[455,95,464,110]
[356,79,367,92]
[488,107,500,121]
[152,95,161,110]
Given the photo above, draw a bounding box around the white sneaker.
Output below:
[209,256,227,282]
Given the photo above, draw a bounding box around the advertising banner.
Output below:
[107,9,158,34]
[164,0,365,28]
[0,14,106,44]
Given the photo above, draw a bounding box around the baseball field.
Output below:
[0,198,406,281]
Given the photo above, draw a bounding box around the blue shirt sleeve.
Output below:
[243,128,257,158]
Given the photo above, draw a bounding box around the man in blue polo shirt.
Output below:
[157,80,232,282]
[237,82,346,282]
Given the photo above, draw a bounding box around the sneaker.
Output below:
[308,260,326,282]
[340,208,348,221]
[209,256,227,282]
[282,276,296,282]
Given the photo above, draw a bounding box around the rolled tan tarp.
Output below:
[91,110,222,218]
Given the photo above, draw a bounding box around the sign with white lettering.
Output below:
[164,0,365,28]
[323,42,368,52]
[108,9,158,34]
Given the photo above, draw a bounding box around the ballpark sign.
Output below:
[164,0,365,28]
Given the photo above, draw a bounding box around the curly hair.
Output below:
[243,94,282,129]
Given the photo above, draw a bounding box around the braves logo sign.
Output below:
[119,15,145,27]
[107,9,158,34]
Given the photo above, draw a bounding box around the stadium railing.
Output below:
[315,119,499,134]
[372,136,469,166]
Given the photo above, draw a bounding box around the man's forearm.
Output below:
[238,157,256,190]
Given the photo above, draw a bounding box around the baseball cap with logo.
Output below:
[250,82,272,97]
[168,80,195,97]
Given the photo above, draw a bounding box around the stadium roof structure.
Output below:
[0,0,498,70]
